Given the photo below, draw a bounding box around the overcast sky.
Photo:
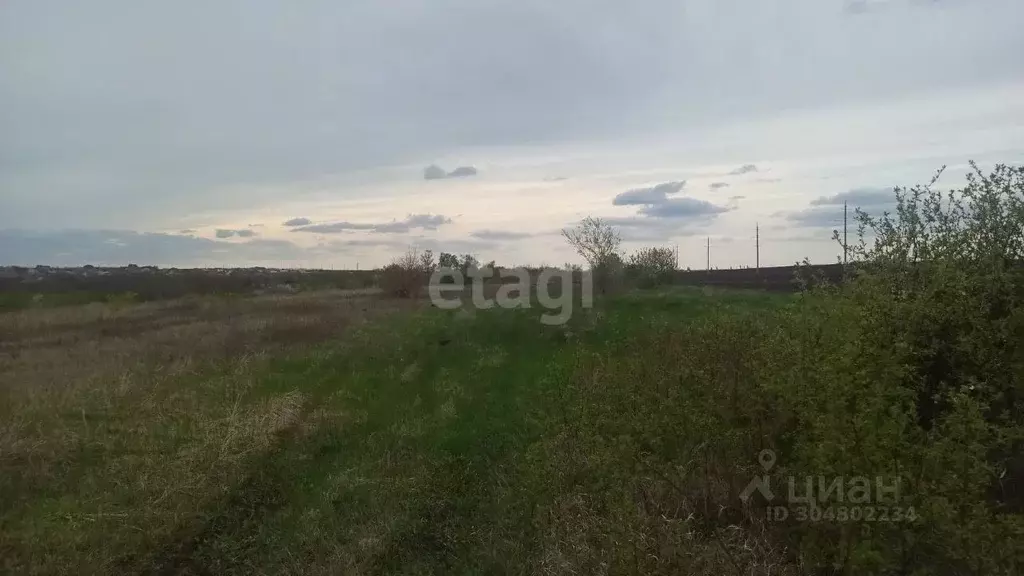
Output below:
[2,0,1023,268]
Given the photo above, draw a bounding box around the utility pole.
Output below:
[706,237,711,271]
[675,244,679,269]
[756,223,760,271]
[843,201,848,266]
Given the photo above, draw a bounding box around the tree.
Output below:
[438,252,459,270]
[561,216,621,268]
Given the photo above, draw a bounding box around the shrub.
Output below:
[379,248,436,298]
[544,163,1024,574]
[626,246,676,288]
[591,252,626,296]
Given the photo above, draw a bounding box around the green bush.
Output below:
[626,246,676,288]
[536,163,1024,574]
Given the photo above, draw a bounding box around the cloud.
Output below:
[610,180,731,226]
[291,213,452,235]
[374,214,452,233]
[179,229,196,235]
[599,216,709,242]
[729,195,746,201]
[447,166,478,178]
[784,186,895,227]
[215,228,257,239]
[638,198,732,219]
[0,229,314,267]
[709,182,730,190]
[423,164,479,180]
[2,0,1021,233]
[728,164,759,176]
[282,217,313,227]
[613,181,686,206]
[424,165,448,180]
[809,187,894,207]
[469,229,533,241]
[289,222,376,234]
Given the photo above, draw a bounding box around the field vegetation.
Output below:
[1,163,1022,574]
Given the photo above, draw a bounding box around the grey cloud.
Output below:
[329,236,498,257]
[326,238,411,250]
[447,166,478,178]
[809,187,894,207]
[728,164,759,176]
[0,229,315,267]
[2,0,1022,231]
[283,217,313,227]
[469,229,533,241]
[611,180,731,223]
[709,182,730,190]
[179,229,196,235]
[215,228,257,239]
[423,164,479,180]
[638,198,732,219]
[292,213,452,235]
[600,216,710,242]
[290,222,376,234]
[613,181,686,206]
[424,165,448,180]
[785,187,895,227]
[729,195,746,201]
[374,214,452,233]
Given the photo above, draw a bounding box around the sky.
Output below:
[1,0,1023,269]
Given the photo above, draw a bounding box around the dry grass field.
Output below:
[0,289,422,574]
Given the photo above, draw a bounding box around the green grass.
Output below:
[3,288,785,574]
[146,288,771,573]
[6,286,1021,574]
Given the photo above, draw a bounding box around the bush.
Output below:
[626,246,676,288]
[592,252,626,296]
[379,248,436,298]
[541,163,1024,574]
